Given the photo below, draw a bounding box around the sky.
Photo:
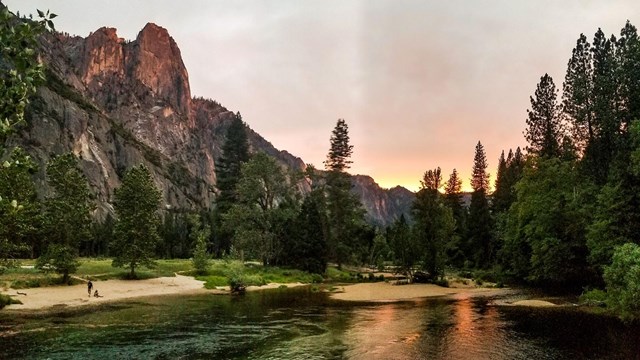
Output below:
[5,0,640,191]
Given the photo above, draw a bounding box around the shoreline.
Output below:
[1,275,307,312]
[329,282,508,302]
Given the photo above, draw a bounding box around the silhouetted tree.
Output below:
[525,74,563,158]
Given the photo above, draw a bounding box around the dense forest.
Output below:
[2,6,640,315]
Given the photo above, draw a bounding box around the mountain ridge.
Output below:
[11,20,413,225]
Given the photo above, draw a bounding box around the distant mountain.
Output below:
[8,18,413,225]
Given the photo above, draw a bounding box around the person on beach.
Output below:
[93,289,102,298]
[87,280,93,297]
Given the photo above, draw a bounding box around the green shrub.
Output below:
[433,278,449,287]
[311,273,324,283]
[0,294,21,309]
[225,261,247,292]
[603,243,640,317]
[580,288,607,306]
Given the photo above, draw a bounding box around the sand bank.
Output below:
[330,282,504,302]
[2,275,307,311]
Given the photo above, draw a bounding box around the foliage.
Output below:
[283,189,328,274]
[0,6,55,140]
[467,142,493,268]
[323,119,366,268]
[324,118,353,172]
[388,215,419,278]
[111,165,162,278]
[223,152,298,265]
[0,293,21,309]
[443,168,466,267]
[39,153,93,283]
[603,243,640,317]
[35,244,79,284]
[191,221,212,275]
[214,112,250,255]
[502,157,592,285]
[412,169,454,278]
[0,148,40,261]
[470,141,490,193]
[525,74,562,158]
[421,167,442,190]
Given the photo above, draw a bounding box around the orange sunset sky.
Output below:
[6,0,640,192]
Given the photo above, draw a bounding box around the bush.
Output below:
[225,261,247,293]
[192,231,211,275]
[603,243,640,317]
[580,288,607,306]
[0,294,21,309]
[311,273,324,283]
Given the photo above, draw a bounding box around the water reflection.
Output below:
[1,288,639,359]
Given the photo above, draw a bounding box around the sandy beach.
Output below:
[1,275,311,311]
[2,275,211,310]
[330,282,504,302]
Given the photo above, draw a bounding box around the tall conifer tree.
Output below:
[467,141,493,268]
[525,74,563,158]
[563,34,593,153]
[214,112,250,255]
[324,119,364,268]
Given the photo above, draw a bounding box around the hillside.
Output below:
[8,21,413,225]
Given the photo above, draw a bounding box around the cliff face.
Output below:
[352,175,414,226]
[12,21,411,225]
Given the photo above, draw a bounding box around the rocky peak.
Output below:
[80,27,125,88]
[129,23,191,115]
[72,23,191,117]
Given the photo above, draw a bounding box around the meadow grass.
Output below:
[1,258,356,290]
[1,258,194,289]
[194,260,318,289]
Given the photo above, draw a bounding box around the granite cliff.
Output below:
[10,21,412,225]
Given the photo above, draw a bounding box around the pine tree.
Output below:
[467,141,493,268]
[444,168,466,267]
[38,153,93,283]
[421,167,442,190]
[111,165,162,278]
[525,74,563,158]
[413,168,454,278]
[470,141,490,192]
[616,21,640,130]
[492,151,510,213]
[324,119,353,172]
[562,33,593,154]
[214,112,250,255]
[288,190,328,274]
[324,119,364,268]
[588,29,619,184]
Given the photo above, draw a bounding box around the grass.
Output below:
[0,294,21,309]
[1,258,360,292]
[195,260,317,289]
[0,258,195,289]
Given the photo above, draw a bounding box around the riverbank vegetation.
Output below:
[2,4,640,320]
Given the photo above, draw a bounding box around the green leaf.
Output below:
[36,9,44,18]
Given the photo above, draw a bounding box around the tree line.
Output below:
[3,4,640,313]
[388,21,640,305]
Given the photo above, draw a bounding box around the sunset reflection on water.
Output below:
[343,295,514,360]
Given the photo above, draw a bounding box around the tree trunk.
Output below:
[130,264,135,279]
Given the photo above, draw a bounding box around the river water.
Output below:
[0,287,638,359]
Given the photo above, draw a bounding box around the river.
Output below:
[0,287,638,359]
